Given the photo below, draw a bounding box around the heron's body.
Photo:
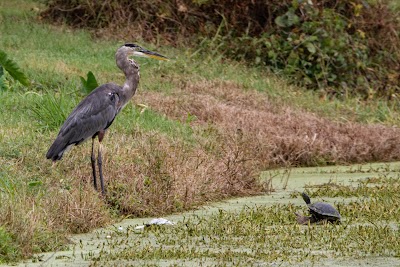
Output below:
[46,44,167,195]
[46,83,121,161]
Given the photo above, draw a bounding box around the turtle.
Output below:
[295,192,341,225]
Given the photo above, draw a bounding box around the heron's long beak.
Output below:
[133,48,169,61]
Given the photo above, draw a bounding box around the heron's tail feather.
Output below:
[46,138,70,161]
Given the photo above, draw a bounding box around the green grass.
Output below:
[142,110,194,141]
[0,227,20,263]
[1,0,400,264]
[1,0,400,127]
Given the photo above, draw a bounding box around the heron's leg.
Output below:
[97,131,105,196]
[91,137,97,190]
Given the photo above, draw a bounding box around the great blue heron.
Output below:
[46,43,168,195]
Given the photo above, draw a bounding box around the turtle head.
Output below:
[301,192,311,205]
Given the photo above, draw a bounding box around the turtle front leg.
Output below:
[295,212,312,225]
[309,214,319,224]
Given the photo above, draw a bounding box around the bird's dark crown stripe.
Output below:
[124,43,138,48]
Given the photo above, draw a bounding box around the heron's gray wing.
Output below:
[46,83,121,161]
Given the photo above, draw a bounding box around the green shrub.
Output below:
[231,3,377,96]
[216,1,400,99]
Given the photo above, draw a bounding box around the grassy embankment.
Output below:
[1,0,400,263]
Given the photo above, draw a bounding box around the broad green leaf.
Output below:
[28,180,43,187]
[80,76,87,90]
[0,66,6,90]
[80,71,99,94]
[286,10,300,26]
[275,10,300,27]
[305,42,316,54]
[308,36,319,42]
[0,50,30,86]
[86,71,99,92]
[275,16,287,27]
[0,78,4,90]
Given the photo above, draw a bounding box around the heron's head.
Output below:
[122,43,169,61]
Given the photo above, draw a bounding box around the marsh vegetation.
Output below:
[0,0,400,264]
[12,163,400,266]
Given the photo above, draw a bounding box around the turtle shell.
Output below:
[308,202,341,220]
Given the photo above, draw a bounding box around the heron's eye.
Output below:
[108,92,115,101]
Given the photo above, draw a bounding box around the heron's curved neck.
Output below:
[115,50,140,107]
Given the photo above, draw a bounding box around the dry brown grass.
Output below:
[0,155,111,257]
[142,79,400,167]
[0,184,110,255]
[104,128,261,216]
